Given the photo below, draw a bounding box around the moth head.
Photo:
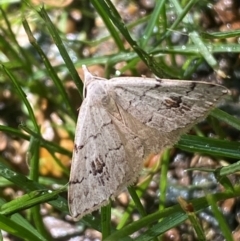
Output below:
[82,65,95,98]
[82,65,95,86]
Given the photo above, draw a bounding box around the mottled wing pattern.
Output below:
[107,77,228,152]
[68,66,229,220]
[68,97,144,219]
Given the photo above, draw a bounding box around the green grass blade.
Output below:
[22,18,76,121]
[37,7,83,97]
[177,135,240,159]
[90,0,125,51]
[0,199,47,241]
[207,195,234,241]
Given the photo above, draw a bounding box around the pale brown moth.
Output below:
[68,66,229,219]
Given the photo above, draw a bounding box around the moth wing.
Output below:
[107,77,228,151]
[68,99,144,220]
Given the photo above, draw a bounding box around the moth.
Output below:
[68,65,228,219]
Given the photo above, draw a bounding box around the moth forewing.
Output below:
[68,65,229,220]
